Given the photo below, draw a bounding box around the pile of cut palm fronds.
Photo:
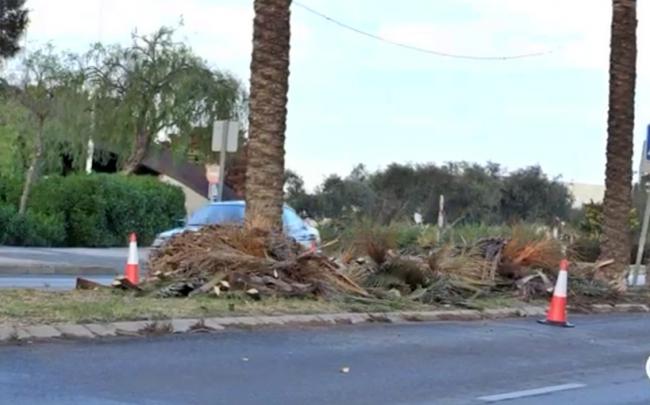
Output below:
[341,226,619,306]
[146,225,367,299]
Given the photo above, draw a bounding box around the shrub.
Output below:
[0,175,21,205]
[578,201,639,239]
[0,204,65,246]
[20,174,185,247]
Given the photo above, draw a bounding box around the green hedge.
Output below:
[0,174,185,247]
[0,204,66,246]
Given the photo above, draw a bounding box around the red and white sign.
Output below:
[205,164,220,184]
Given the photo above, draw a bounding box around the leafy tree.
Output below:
[499,166,573,222]
[319,173,377,219]
[0,0,29,175]
[0,0,28,60]
[294,162,573,226]
[245,0,291,231]
[284,169,306,200]
[87,27,245,173]
[284,169,318,215]
[3,47,87,214]
[369,162,504,224]
[0,98,29,176]
[600,0,637,291]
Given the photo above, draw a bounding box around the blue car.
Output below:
[152,201,321,250]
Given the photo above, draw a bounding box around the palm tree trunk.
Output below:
[245,0,291,232]
[600,0,637,291]
[19,118,45,215]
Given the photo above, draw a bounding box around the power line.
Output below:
[293,2,552,61]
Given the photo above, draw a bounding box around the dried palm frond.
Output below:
[428,245,493,282]
[501,228,563,272]
[148,225,368,299]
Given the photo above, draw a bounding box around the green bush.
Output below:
[0,204,66,246]
[5,174,185,247]
[0,175,21,205]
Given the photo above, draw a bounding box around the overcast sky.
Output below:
[23,0,650,189]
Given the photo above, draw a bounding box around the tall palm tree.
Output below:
[245,0,291,231]
[601,0,637,291]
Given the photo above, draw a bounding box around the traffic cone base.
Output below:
[537,319,574,328]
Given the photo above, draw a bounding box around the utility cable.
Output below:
[294,2,552,61]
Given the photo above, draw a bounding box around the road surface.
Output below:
[0,275,115,289]
[0,247,150,276]
[1,314,650,404]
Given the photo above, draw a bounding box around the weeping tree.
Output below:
[245,0,292,231]
[0,0,28,178]
[87,27,245,173]
[3,47,88,214]
[600,0,637,291]
[0,0,28,60]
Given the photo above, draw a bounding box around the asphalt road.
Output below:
[0,275,115,289]
[0,247,150,276]
[2,314,650,404]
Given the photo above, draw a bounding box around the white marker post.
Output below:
[211,121,240,201]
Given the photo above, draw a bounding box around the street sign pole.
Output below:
[217,122,229,202]
[632,124,650,286]
[211,120,240,202]
[632,181,650,286]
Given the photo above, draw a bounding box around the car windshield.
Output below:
[282,207,306,232]
[187,203,306,231]
[187,204,245,226]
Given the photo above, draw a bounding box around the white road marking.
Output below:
[477,383,586,402]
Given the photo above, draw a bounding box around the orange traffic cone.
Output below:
[538,259,573,327]
[124,233,139,285]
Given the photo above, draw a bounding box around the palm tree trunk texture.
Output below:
[245,0,291,231]
[601,0,637,291]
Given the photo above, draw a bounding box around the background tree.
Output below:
[287,162,573,226]
[0,0,28,60]
[88,27,245,173]
[500,166,573,223]
[3,48,85,214]
[245,0,291,231]
[284,169,305,200]
[600,0,637,291]
[0,97,30,176]
[284,169,318,216]
[0,0,29,176]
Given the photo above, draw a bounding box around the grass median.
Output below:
[0,289,527,326]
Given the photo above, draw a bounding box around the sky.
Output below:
[22,0,650,190]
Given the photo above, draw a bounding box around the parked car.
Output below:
[152,201,321,250]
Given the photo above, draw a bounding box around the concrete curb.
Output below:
[1,303,647,345]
